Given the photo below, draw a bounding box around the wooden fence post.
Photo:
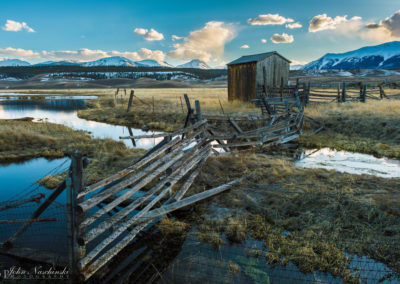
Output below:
[67,151,85,282]
[341,82,346,102]
[337,83,341,102]
[127,90,134,112]
[361,84,367,103]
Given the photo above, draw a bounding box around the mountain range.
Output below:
[303,41,400,70]
[0,56,212,69]
[1,41,399,70]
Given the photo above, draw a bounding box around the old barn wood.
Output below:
[227,51,291,102]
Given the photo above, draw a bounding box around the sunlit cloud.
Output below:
[2,20,35,32]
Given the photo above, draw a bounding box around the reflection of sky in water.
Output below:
[296,148,400,178]
[0,158,69,256]
[0,98,162,149]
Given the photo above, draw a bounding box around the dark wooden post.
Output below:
[280,77,284,101]
[341,82,346,102]
[306,82,310,106]
[127,90,134,112]
[182,94,194,138]
[337,83,341,102]
[67,151,85,281]
[152,96,155,113]
[361,84,367,103]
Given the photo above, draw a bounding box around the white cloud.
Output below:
[290,59,308,65]
[2,20,35,32]
[308,14,361,32]
[248,14,294,26]
[364,10,400,41]
[134,28,148,35]
[168,21,236,62]
[42,48,166,62]
[261,39,267,43]
[309,11,400,43]
[134,28,164,41]
[240,44,249,49]
[0,47,40,58]
[171,35,183,41]
[270,33,294,44]
[286,22,302,29]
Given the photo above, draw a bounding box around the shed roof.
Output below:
[227,51,291,65]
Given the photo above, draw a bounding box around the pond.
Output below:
[0,96,162,149]
[295,148,400,178]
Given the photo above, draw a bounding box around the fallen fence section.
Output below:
[70,121,250,281]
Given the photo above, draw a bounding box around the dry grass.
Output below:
[71,88,258,131]
[301,100,400,158]
[0,119,145,188]
[190,153,400,282]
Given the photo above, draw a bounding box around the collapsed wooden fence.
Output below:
[0,87,308,281]
[0,118,251,281]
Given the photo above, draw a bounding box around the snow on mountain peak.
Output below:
[176,59,211,69]
[303,41,400,70]
[82,56,137,67]
[0,58,31,66]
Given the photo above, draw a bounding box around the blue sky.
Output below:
[0,0,399,66]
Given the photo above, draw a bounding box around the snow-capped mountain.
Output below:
[82,56,137,67]
[34,60,80,66]
[0,59,31,66]
[176,59,211,69]
[303,41,400,70]
[135,59,173,68]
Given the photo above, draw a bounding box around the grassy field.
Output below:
[301,100,400,158]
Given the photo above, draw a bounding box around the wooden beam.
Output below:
[119,119,207,140]
[79,136,181,197]
[0,218,57,224]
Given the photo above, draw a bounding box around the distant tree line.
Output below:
[0,66,227,80]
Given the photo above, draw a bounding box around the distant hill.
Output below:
[34,60,80,66]
[303,41,400,70]
[0,59,31,67]
[176,59,211,69]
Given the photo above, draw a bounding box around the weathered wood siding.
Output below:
[228,62,257,102]
[256,54,289,91]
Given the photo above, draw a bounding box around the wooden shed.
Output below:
[227,51,291,101]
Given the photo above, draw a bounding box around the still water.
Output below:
[0,96,162,149]
[296,148,400,178]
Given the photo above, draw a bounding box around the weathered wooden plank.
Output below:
[78,148,187,226]
[0,193,45,213]
[119,119,207,139]
[80,142,210,244]
[0,218,57,224]
[79,146,210,269]
[79,136,181,198]
[134,174,253,225]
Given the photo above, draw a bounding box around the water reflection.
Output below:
[0,158,69,257]
[0,97,162,149]
[295,148,400,178]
